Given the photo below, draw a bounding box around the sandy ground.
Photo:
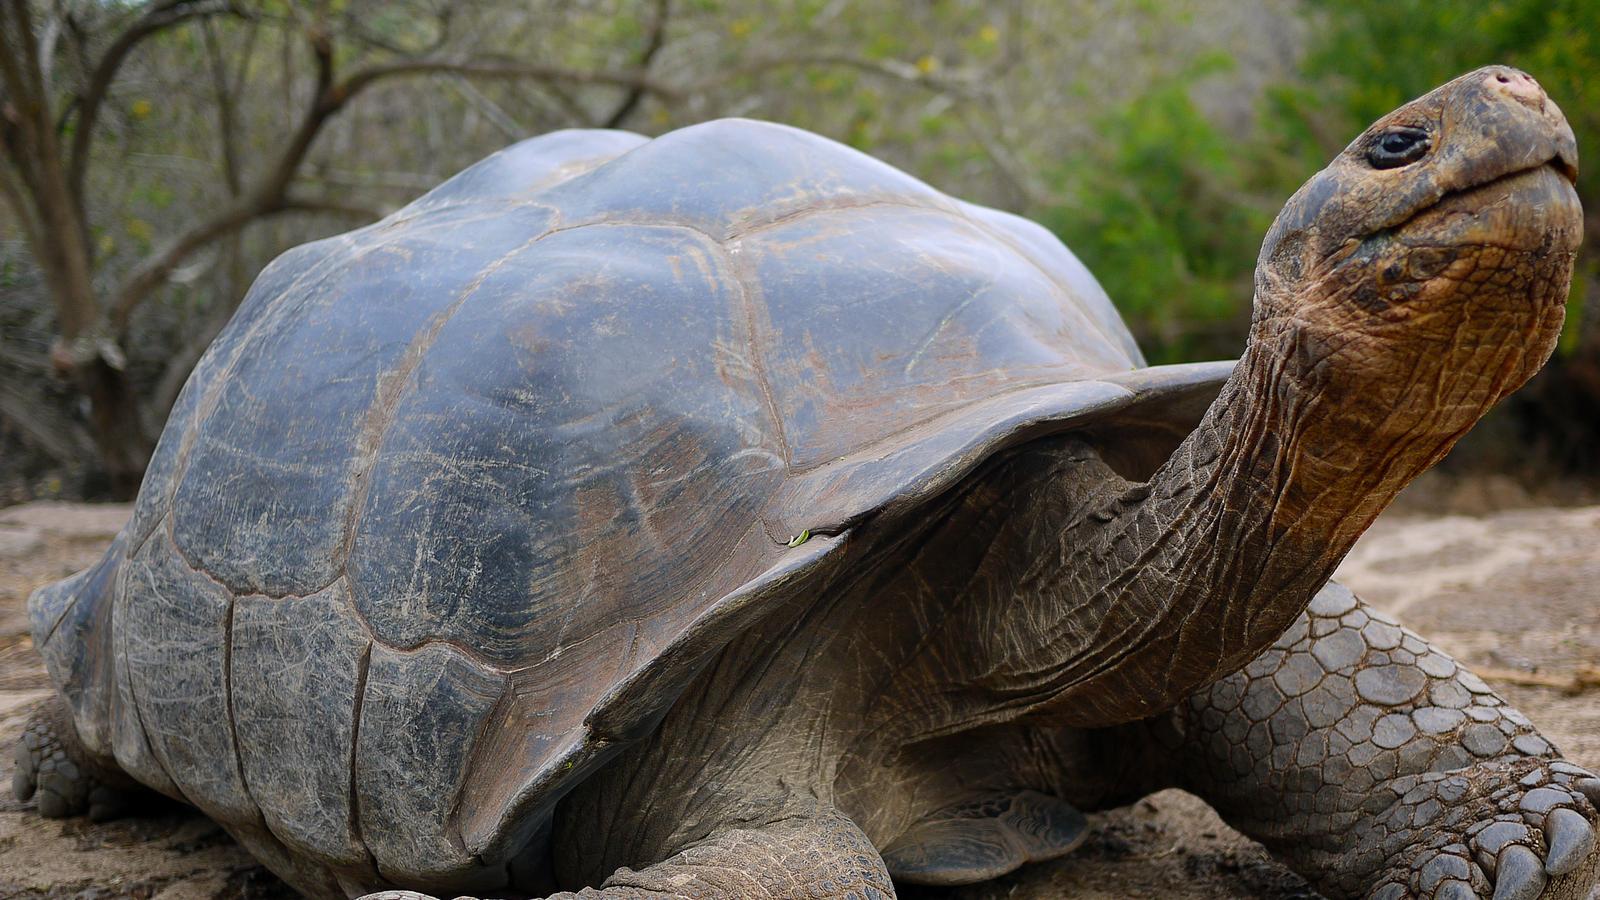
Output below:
[1,491,1596,900]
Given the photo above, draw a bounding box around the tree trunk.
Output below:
[76,359,151,499]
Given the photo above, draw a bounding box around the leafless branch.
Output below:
[689,52,978,98]
[604,0,671,128]
[199,16,242,194]
[447,75,525,140]
[298,166,438,191]
[334,2,451,57]
[107,195,374,332]
[0,146,44,254]
[334,57,681,103]
[534,79,594,126]
[279,197,382,220]
[105,35,682,329]
[66,0,242,203]
[956,100,1054,207]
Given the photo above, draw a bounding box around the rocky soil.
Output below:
[2,488,1597,899]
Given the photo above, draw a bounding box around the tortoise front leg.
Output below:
[1174,581,1600,899]
[359,806,896,899]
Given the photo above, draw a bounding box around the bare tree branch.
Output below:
[97,19,331,314]
[688,52,979,98]
[199,16,243,194]
[66,0,240,203]
[3,0,48,109]
[447,74,525,140]
[956,101,1054,207]
[107,194,375,332]
[278,197,382,219]
[334,57,681,103]
[35,3,62,95]
[0,0,96,339]
[0,141,45,255]
[105,36,681,330]
[604,0,671,128]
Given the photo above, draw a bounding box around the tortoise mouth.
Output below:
[1393,160,1582,256]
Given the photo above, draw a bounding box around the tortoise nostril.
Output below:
[1488,69,1546,111]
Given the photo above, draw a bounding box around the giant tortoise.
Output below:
[15,66,1600,900]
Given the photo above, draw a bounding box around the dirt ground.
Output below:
[1,480,1597,900]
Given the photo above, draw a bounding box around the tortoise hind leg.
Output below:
[358,806,896,899]
[13,694,146,821]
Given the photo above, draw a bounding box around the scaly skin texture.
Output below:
[1165,583,1600,899]
[543,441,1600,900]
[13,697,143,822]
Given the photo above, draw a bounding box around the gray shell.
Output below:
[30,119,1232,886]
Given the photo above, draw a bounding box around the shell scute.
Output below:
[231,582,370,867]
[169,205,559,598]
[739,203,1138,472]
[535,119,954,235]
[403,128,649,213]
[346,223,779,664]
[355,642,507,882]
[117,533,253,822]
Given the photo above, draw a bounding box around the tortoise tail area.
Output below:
[27,531,128,770]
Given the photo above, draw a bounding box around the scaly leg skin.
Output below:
[12,695,145,822]
[358,806,896,899]
[1174,581,1600,899]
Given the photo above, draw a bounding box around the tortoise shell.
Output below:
[30,119,1232,887]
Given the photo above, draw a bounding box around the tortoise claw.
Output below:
[1489,845,1544,900]
[1361,757,1600,900]
[1575,778,1600,808]
[1543,807,1595,876]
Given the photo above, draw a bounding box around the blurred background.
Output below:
[1,0,1597,502]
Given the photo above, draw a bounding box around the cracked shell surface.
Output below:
[22,121,1233,890]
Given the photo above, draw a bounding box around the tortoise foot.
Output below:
[1364,757,1600,900]
[12,697,142,822]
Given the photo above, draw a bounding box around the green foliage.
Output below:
[1036,0,1600,366]
[1038,66,1273,362]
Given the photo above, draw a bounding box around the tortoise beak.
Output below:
[1554,145,1580,185]
[1541,89,1579,184]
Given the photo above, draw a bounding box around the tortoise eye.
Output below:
[1368,128,1431,169]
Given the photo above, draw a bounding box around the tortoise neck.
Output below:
[1025,327,1463,725]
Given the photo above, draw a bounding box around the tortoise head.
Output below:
[1252,65,1580,444]
[983,71,1582,725]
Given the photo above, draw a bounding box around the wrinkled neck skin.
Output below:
[844,299,1516,747]
[1014,319,1474,726]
